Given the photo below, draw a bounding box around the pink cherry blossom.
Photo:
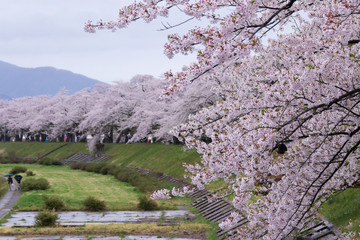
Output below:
[86,0,360,238]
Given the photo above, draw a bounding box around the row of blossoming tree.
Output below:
[85,0,360,239]
[0,74,219,147]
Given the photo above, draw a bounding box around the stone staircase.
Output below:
[62,153,110,164]
[129,167,338,240]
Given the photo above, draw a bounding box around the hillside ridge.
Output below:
[0,60,107,99]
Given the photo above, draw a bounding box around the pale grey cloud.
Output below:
[0,0,197,83]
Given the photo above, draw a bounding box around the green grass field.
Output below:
[0,142,200,211]
[0,164,141,210]
[319,188,360,233]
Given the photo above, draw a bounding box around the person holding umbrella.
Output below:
[5,174,13,191]
[14,175,22,190]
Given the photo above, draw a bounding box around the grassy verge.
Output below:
[0,222,212,238]
[105,143,200,179]
[0,142,63,159]
[0,142,201,180]
[188,207,219,240]
[0,164,190,211]
[0,164,141,211]
[69,162,193,209]
[44,143,91,159]
[0,177,7,199]
[319,188,360,233]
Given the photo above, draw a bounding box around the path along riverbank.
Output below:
[0,190,21,219]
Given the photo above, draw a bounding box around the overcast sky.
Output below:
[0,0,198,84]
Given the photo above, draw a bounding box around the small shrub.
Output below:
[84,163,97,172]
[53,160,62,165]
[99,164,124,175]
[0,156,35,164]
[35,210,58,227]
[130,174,164,193]
[22,158,37,164]
[100,164,114,175]
[155,172,164,177]
[38,158,49,165]
[0,159,10,164]
[108,166,123,176]
[26,170,35,176]
[92,162,107,173]
[115,170,137,183]
[10,166,27,175]
[137,195,159,211]
[38,158,62,166]
[133,177,154,193]
[79,163,87,170]
[7,151,18,163]
[83,196,106,211]
[21,178,50,191]
[0,157,7,164]
[43,195,65,211]
[85,162,107,173]
[70,163,83,170]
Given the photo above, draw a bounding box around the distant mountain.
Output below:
[0,60,107,99]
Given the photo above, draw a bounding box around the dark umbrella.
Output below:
[4,174,13,177]
[14,175,22,182]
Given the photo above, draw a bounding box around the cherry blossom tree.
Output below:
[29,94,62,137]
[87,0,360,239]
[125,75,168,142]
[51,88,99,141]
[0,89,100,142]
[156,76,222,141]
[124,74,220,142]
[3,96,53,139]
[0,100,10,141]
[0,76,178,145]
[79,81,137,141]
[173,31,360,239]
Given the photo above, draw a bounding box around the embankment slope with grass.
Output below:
[0,142,200,179]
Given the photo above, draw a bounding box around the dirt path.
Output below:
[0,189,21,219]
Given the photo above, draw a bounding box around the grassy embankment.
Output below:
[0,164,141,211]
[319,188,360,234]
[0,142,200,210]
[0,142,201,210]
[0,142,199,179]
